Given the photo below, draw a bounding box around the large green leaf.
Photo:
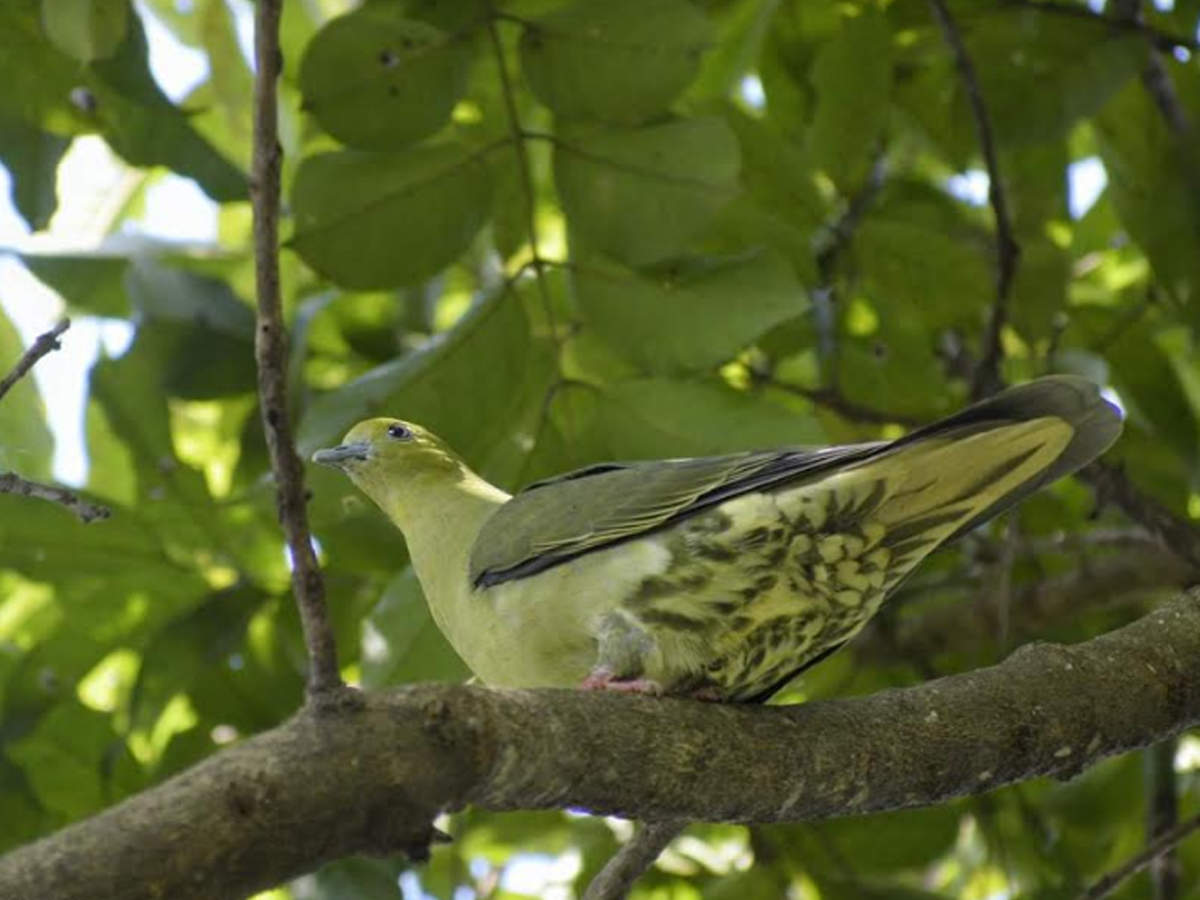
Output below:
[299,286,556,483]
[1096,79,1200,313]
[0,118,67,231]
[300,6,475,150]
[519,0,712,124]
[0,308,53,482]
[554,117,740,266]
[21,254,130,317]
[573,249,805,373]
[361,568,470,687]
[290,143,493,289]
[806,7,892,190]
[40,0,128,62]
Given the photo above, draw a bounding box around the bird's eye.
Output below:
[387,423,413,441]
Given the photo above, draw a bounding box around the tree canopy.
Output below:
[1,0,1200,897]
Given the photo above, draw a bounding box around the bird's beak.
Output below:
[312,442,370,467]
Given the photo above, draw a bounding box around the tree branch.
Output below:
[0,318,68,403]
[927,0,1019,400]
[0,318,111,522]
[4,589,1200,899]
[0,472,109,522]
[858,542,1196,665]
[1080,461,1200,573]
[1144,738,1180,900]
[581,820,685,900]
[251,0,341,695]
[1081,808,1200,899]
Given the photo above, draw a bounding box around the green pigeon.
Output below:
[313,376,1121,702]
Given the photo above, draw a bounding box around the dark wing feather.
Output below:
[469,375,1121,588]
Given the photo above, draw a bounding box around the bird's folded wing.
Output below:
[468,375,1121,589]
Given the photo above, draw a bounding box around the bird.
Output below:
[312,375,1121,702]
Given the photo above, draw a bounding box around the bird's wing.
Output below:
[469,375,1121,588]
[469,444,883,587]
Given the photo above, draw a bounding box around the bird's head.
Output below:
[312,418,464,495]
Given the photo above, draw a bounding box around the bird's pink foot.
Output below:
[581,667,663,696]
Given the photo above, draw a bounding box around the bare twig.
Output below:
[251,0,342,696]
[1110,0,1192,135]
[760,375,925,428]
[1145,738,1180,900]
[0,318,111,522]
[1002,0,1199,53]
[0,472,110,522]
[582,820,684,900]
[927,0,1019,400]
[0,319,69,403]
[1080,810,1200,899]
[1081,461,1200,573]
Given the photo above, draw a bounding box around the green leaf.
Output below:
[40,0,128,62]
[853,218,992,329]
[519,0,712,125]
[574,249,805,373]
[555,117,740,266]
[963,10,1143,146]
[291,143,493,289]
[361,569,470,687]
[21,254,130,317]
[299,287,556,484]
[0,308,53,481]
[0,118,67,230]
[5,700,141,819]
[300,7,475,150]
[807,8,891,190]
[1096,80,1200,312]
[86,13,246,201]
[551,376,826,463]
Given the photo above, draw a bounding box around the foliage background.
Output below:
[1,0,1200,896]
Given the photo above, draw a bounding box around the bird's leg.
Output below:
[584,610,663,695]
[581,667,664,695]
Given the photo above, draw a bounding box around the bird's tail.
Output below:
[823,376,1123,578]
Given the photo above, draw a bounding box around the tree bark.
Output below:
[3,589,1200,900]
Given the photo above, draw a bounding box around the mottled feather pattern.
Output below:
[581,418,1074,700]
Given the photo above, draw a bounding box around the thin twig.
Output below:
[1081,461,1200,574]
[485,18,561,344]
[927,0,1019,400]
[760,376,925,428]
[0,472,110,522]
[1144,738,1180,900]
[1109,0,1192,135]
[251,0,342,696]
[582,820,685,900]
[1080,810,1200,899]
[1002,0,1199,52]
[0,319,69,403]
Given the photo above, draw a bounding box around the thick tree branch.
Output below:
[1082,809,1200,899]
[251,0,341,694]
[927,0,1019,400]
[4,590,1200,900]
[0,318,68,403]
[0,472,109,522]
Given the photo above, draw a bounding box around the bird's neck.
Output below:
[376,468,510,614]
